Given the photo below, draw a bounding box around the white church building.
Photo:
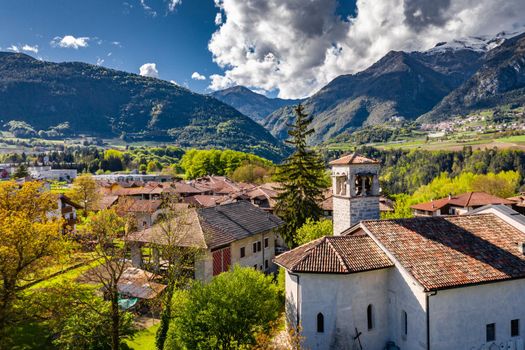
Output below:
[275,154,525,350]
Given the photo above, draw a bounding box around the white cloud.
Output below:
[21,44,38,54]
[208,0,525,99]
[96,58,105,66]
[214,13,223,25]
[140,0,157,16]
[170,80,179,85]
[139,63,159,78]
[191,71,206,80]
[51,35,90,49]
[7,45,19,52]
[168,0,182,11]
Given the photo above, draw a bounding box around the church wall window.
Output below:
[317,313,324,333]
[367,304,374,330]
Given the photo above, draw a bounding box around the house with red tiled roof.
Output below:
[275,154,525,350]
[411,191,514,216]
[127,201,283,282]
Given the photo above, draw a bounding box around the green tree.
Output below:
[296,218,333,245]
[147,160,161,173]
[81,209,130,350]
[103,150,124,172]
[12,163,29,178]
[230,163,272,183]
[34,283,135,350]
[274,105,327,248]
[166,266,281,350]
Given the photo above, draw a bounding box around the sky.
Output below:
[1,0,524,99]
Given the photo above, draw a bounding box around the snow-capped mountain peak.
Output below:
[424,29,524,54]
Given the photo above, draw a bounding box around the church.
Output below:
[275,154,525,350]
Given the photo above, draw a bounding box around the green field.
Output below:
[325,131,525,152]
[125,323,159,350]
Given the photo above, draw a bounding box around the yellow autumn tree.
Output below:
[67,173,101,214]
[0,181,66,343]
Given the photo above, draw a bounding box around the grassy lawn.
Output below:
[495,134,525,144]
[125,323,159,350]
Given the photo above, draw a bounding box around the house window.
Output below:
[240,247,245,258]
[511,319,520,337]
[257,241,262,252]
[265,259,269,269]
[486,323,496,342]
[367,304,374,330]
[253,242,257,253]
[317,313,324,333]
[253,264,258,270]
[264,237,269,248]
[402,310,408,337]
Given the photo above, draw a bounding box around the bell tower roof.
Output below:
[329,153,379,166]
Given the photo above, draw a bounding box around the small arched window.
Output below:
[402,310,408,336]
[317,313,324,333]
[367,304,374,330]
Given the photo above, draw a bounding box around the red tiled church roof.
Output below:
[329,153,380,166]
[359,214,525,291]
[274,235,393,274]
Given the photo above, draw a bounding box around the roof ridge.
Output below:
[326,238,350,273]
[286,236,327,270]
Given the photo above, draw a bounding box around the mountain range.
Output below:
[0,30,523,158]
[210,86,302,122]
[0,52,287,161]
[217,31,525,144]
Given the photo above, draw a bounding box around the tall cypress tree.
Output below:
[274,105,327,248]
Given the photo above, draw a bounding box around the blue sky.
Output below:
[0,0,356,96]
[0,0,523,98]
[0,0,223,92]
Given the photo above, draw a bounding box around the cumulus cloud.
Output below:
[208,0,525,98]
[21,44,39,54]
[51,35,89,49]
[139,63,159,78]
[214,13,222,25]
[191,71,206,80]
[96,58,104,66]
[168,0,182,11]
[7,45,19,52]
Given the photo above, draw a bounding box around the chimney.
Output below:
[448,193,452,200]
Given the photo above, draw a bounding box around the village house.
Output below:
[275,154,525,350]
[57,194,81,232]
[93,173,173,183]
[411,192,514,216]
[117,198,165,230]
[127,201,283,282]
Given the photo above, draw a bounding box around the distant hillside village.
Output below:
[3,151,525,349]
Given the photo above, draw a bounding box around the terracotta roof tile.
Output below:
[411,192,513,212]
[126,209,207,248]
[360,214,525,291]
[198,201,283,249]
[274,235,393,274]
[329,153,380,165]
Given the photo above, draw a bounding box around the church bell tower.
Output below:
[330,154,380,235]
